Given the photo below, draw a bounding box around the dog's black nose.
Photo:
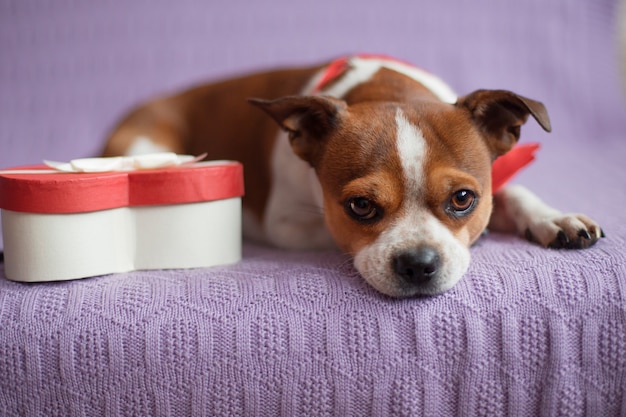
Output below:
[393,247,440,284]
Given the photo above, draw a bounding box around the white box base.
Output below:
[1,198,241,282]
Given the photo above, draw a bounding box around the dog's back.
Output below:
[102,65,322,220]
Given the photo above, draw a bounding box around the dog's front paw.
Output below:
[524,213,604,249]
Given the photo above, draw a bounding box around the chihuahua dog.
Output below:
[103,55,603,297]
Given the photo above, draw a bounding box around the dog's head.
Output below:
[250,90,550,297]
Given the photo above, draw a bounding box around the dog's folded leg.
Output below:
[488,184,604,249]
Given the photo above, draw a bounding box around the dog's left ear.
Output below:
[457,90,551,158]
[249,95,347,167]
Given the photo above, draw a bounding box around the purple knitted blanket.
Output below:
[1,0,625,415]
[1,141,625,415]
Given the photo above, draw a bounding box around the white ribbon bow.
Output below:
[43,152,208,173]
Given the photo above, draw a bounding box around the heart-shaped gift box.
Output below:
[0,155,244,282]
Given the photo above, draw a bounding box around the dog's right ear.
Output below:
[248,95,347,166]
[456,90,551,159]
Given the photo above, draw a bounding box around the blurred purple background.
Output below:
[1,0,624,170]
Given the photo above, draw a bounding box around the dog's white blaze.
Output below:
[395,109,427,192]
[125,136,169,156]
[352,111,470,296]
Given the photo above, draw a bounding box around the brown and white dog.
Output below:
[102,55,603,297]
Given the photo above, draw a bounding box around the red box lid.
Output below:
[0,161,244,214]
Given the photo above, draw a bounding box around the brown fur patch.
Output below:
[324,170,404,254]
[314,103,407,254]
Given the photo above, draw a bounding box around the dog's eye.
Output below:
[447,189,477,216]
[347,197,379,221]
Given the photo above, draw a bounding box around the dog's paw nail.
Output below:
[548,230,570,249]
[600,228,606,238]
[525,228,535,243]
[578,229,592,240]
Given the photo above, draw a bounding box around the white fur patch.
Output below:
[263,130,335,250]
[125,136,169,156]
[395,109,427,192]
[304,56,458,103]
